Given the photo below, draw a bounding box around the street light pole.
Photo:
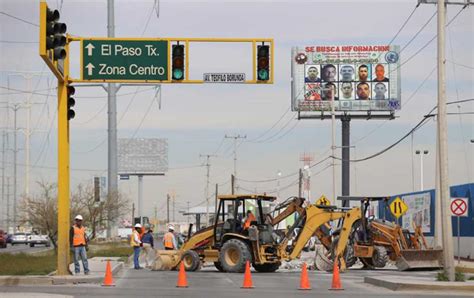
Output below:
[415,150,429,191]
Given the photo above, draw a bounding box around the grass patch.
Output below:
[436,270,466,282]
[89,243,132,259]
[0,242,132,276]
[0,251,56,275]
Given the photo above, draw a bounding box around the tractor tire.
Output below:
[252,262,280,273]
[214,261,225,272]
[181,250,201,271]
[372,246,388,268]
[330,236,356,269]
[360,257,375,269]
[219,238,252,273]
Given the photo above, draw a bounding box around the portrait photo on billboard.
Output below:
[373,82,388,100]
[304,83,321,100]
[340,82,354,100]
[321,64,338,82]
[321,82,339,101]
[372,63,389,82]
[356,64,371,82]
[356,82,371,100]
[305,65,321,83]
[339,64,355,82]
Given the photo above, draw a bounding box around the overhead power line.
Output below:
[0,11,39,27]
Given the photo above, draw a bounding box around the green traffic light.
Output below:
[258,69,269,81]
[173,69,184,80]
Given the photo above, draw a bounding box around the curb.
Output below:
[0,262,124,286]
[364,276,474,292]
[52,262,123,285]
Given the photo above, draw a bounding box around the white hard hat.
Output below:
[168,224,175,231]
[75,215,83,220]
[134,223,142,228]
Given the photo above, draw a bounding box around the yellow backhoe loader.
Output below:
[152,194,361,272]
[317,196,443,271]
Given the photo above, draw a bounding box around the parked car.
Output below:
[0,230,7,248]
[11,232,28,245]
[27,234,51,247]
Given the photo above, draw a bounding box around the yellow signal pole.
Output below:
[56,40,71,275]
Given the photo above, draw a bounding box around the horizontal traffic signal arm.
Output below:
[65,37,274,84]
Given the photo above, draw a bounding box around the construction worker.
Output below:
[163,225,177,250]
[69,215,90,275]
[141,227,154,268]
[243,210,256,230]
[131,223,143,269]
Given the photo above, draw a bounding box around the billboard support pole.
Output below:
[341,115,351,208]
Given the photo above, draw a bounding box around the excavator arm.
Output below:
[279,205,361,261]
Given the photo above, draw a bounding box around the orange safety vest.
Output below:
[163,232,175,249]
[72,225,86,246]
[244,213,256,230]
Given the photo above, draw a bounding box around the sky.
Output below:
[0,0,473,224]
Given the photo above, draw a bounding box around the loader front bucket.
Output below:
[151,250,181,271]
[395,249,443,271]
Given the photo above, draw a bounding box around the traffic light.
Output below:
[94,177,100,202]
[257,45,270,81]
[43,7,67,61]
[67,86,75,120]
[172,44,185,81]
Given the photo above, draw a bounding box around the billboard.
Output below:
[291,45,401,112]
[118,138,168,174]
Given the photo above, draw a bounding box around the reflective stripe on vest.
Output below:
[73,225,86,246]
[130,230,139,247]
[163,232,174,249]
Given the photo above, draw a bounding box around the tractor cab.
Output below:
[214,194,277,247]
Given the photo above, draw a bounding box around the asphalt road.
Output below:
[0,265,471,297]
[0,243,52,254]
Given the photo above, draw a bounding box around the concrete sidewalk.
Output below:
[365,274,474,293]
[0,257,123,286]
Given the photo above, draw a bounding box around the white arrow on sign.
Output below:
[85,63,95,76]
[85,43,95,56]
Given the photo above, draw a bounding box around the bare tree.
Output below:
[20,182,129,246]
[20,182,58,247]
[72,184,129,240]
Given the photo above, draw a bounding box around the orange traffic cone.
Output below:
[298,262,311,290]
[329,259,343,291]
[241,261,254,289]
[176,262,188,288]
[102,260,115,287]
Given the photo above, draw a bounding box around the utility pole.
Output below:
[417,0,473,281]
[225,134,246,192]
[166,194,170,224]
[298,168,303,198]
[200,154,216,226]
[231,174,235,195]
[215,183,218,214]
[436,0,454,281]
[1,131,6,227]
[107,0,119,238]
[330,88,336,206]
[186,201,190,223]
[12,104,18,232]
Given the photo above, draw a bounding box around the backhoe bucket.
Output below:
[395,249,443,271]
[151,250,181,271]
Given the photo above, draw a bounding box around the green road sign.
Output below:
[81,40,168,81]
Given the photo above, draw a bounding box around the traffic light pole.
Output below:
[57,42,70,276]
